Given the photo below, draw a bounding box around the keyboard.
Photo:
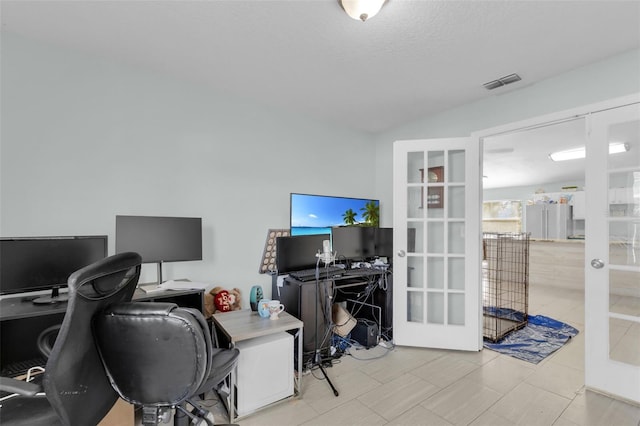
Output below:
[1,357,47,378]
[343,267,384,277]
[289,265,344,281]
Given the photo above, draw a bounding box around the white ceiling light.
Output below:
[549,142,630,162]
[338,0,387,22]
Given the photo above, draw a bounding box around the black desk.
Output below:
[272,268,392,361]
[0,288,204,375]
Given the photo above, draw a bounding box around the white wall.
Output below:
[373,48,640,226]
[2,34,639,303]
[0,34,376,300]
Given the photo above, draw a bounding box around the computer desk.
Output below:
[0,287,205,376]
[211,309,303,423]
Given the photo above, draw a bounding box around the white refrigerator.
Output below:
[525,204,572,239]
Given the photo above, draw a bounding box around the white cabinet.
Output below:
[609,187,634,204]
[530,191,585,220]
[235,332,293,417]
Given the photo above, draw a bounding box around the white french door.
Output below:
[585,102,640,403]
[392,137,482,351]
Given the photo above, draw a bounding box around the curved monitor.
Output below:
[0,236,108,302]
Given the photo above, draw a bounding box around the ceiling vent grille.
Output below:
[483,73,522,90]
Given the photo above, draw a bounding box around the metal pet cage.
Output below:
[482,232,530,342]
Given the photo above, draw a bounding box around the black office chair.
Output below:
[0,251,142,426]
[93,302,240,426]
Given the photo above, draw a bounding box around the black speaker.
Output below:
[351,320,378,348]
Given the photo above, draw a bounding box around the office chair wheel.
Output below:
[141,406,173,425]
[158,407,172,424]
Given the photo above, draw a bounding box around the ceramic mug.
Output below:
[268,300,285,320]
[257,299,271,318]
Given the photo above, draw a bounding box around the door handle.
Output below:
[398,250,406,258]
[590,258,605,269]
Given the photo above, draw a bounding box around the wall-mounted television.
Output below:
[115,215,202,284]
[290,193,379,236]
[0,236,108,304]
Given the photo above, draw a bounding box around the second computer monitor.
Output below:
[332,226,393,262]
[331,227,374,261]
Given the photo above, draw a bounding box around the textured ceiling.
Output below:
[2,0,639,134]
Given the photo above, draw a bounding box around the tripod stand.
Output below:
[311,255,339,397]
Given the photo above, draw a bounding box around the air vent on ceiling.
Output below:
[483,73,522,90]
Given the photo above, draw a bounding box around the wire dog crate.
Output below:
[482,232,530,342]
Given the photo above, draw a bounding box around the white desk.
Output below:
[211,309,303,422]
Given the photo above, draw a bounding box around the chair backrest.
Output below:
[42,252,141,426]
[93,302,213,406]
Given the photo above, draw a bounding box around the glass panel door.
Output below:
[585,102,640,403]
[393,137,481,351]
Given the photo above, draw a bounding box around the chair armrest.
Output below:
[0,376,43,396]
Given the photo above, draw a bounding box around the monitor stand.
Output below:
[156,261,164,285]
[32,286,69,305]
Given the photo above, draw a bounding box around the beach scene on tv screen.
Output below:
[291,194,379,236]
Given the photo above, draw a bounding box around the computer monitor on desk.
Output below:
[115,215,202,285]
[331,227,374,262]
[0,236,108,304]
[331,227,393,263]
[275,234,326,274]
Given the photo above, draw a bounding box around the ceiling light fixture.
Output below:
[483,73,522,91]
[338,0,387,22]
[549,142,630,162]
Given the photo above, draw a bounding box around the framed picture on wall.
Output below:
[427,166,444,208]
[420,166,444,209]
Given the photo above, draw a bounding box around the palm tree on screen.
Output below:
[342,209,357,225]
[361,201,379,227]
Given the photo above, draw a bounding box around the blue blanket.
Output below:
[483,315,579,364]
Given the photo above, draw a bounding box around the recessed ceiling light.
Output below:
[549,142,630,162]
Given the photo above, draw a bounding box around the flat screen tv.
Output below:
[290,193,379,236]
[0,236,108,304]
[115,215,202,284]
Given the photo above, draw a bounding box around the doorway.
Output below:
[482,117,587,287]
[473,95,640,403]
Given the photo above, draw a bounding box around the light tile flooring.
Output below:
[200,283,640,426]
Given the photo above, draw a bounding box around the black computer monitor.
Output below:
[275,234,327,274]
[331,226,376,261]
[374,227,393,259]
[0,236,108,304]
[115,215,202,284]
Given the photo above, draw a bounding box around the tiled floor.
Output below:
[200,283,640,425]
